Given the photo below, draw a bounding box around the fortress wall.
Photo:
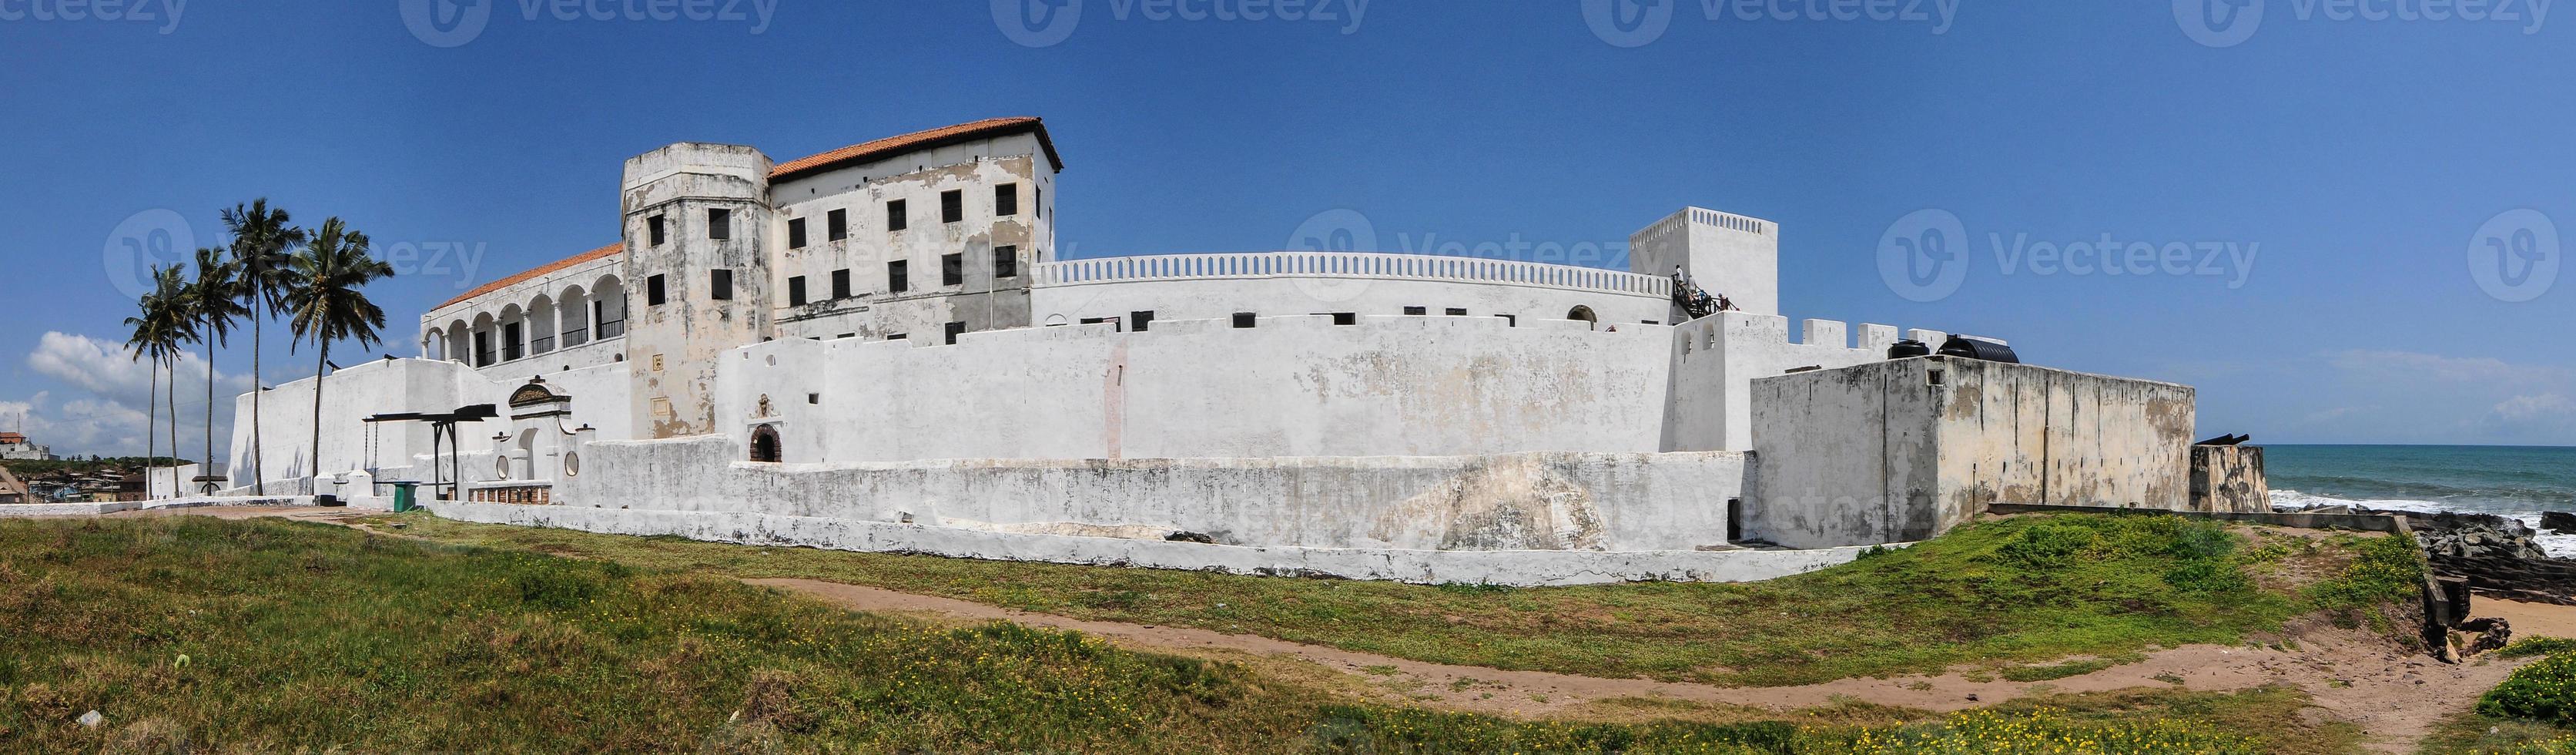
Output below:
[1029,273,1670,331]
[718,314,1678,463]
[430,500,1886,587]
[554,435,1747,553]
[1663,311,1930,452]
[1749,357,2195,549]
[224,357,631,493]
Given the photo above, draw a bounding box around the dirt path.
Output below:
[752,577,2535,752]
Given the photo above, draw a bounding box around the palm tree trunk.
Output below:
[166,357,177,498]
[145,361,158,499]
[310,340,328,488]
[250,315,265,494]
[204,347,216,495]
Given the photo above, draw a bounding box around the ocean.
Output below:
[2266,445,2576,556]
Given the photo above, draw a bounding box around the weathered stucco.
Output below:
[2191,445,2270,514]
[1749,357,2196,549]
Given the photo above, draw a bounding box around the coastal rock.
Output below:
[2544,512,2576,534]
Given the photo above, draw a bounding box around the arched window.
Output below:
[1567,305,1600,327]
[749,424,782,463]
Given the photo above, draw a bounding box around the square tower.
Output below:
[1629,207,1779,320]
[621,143,777,438]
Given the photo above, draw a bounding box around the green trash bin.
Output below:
[391,482,418,513]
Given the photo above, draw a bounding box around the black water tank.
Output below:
[1938,335,2020,364]
[1887,339,1932,359]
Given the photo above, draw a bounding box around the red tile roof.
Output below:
[771,117,1060,181]
[435,242,624,310]
[437,119,1058,313]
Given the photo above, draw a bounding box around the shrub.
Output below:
[2501,637,2576,659]
[2306,534,2427,612]
[2481,652,2576,726]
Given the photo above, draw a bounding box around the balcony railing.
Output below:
[1032,251,1670,298]
[597,319,625,339]
[531,336,554,355]
[562,328,588,348]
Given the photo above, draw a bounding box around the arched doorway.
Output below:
[1566,305,1600,328]
[749,425,782,463]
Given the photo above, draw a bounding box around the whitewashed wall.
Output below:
[555,436,1747,552]
[1030,254,1670,329]
[715,314,1680,463]
[224,357,631,495]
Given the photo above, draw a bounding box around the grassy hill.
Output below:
[0,514,2424,753]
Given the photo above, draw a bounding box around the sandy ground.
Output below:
[40,506,2573,751]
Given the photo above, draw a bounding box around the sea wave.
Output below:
[2271,488,2576,559]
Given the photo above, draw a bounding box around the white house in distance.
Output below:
[222,117,2216,586]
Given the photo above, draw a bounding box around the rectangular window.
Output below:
[787,276,807,306]
[943,321,966,345]
[886,333,906,341]
[787,218,806,249]
[830,269,851,299]
[647,214,666,245]
[1445,307,1468,316]
[1131,310,1155,332]
[887,260,909,293]
[707,209,731,240]
[993,245,1018,278]
[826,209,847,241]
[1403,306,1427,316]
[942,253,963,286]
[646,274,667,306]
[1037,187,1043,219]
[886,200,908,232]
[1232,312,1257,328]
[710,270,733,300]
[996,183,1019,216]
[941,190,963,223]
[1332,313,1357,325]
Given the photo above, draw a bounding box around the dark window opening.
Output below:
[994,245,1018,278]
[1332,313,1357,325]
[1445,307,1468,316]
[1036,187,1043,219]
[787,276,807,306]
[710,269,733,300]
[996,183,1019,216]
[1232,312,1257,328]
[646,274,667,306]
[1402,306,1427,316]
[887,260,909,293]
[886,200,907,231]
[474,331,492,367]
[830,269,851,299]
[807,393,820,404]
[787,218,806,249]
[1727,498,1744,542]
[886,333,907,341]
[942,253,963,286]
[501,322,522,361]
[707,209,731,240]
[940,190,963,223]
[1131,310,1155,332]
[647,214,666,245]
[943,321,966,345]
[749,425,781,463]
[826,209,847,241]
[1080,317,1122,332]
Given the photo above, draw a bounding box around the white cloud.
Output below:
[2494,394,2576,424]
[11,331,253,461]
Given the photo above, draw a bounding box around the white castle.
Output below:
[223,118,2231,585]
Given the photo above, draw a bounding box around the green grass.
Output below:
[0,516,2367,753]
[367,511,2423,686]
[2501,638,2576,660]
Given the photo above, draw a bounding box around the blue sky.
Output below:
[2,1,2571,460]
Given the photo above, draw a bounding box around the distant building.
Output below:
[0,431,56,461]
[0,466,28,504]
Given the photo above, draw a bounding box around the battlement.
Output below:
[1033,250,1671,299]
[1633,207,1775,247]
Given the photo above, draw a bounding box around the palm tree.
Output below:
[283,218,394,485]
[188,247,251,494]
[224,199,306,493]
[122,267,189,498]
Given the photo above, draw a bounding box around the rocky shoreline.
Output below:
[2296,505,2576,606]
